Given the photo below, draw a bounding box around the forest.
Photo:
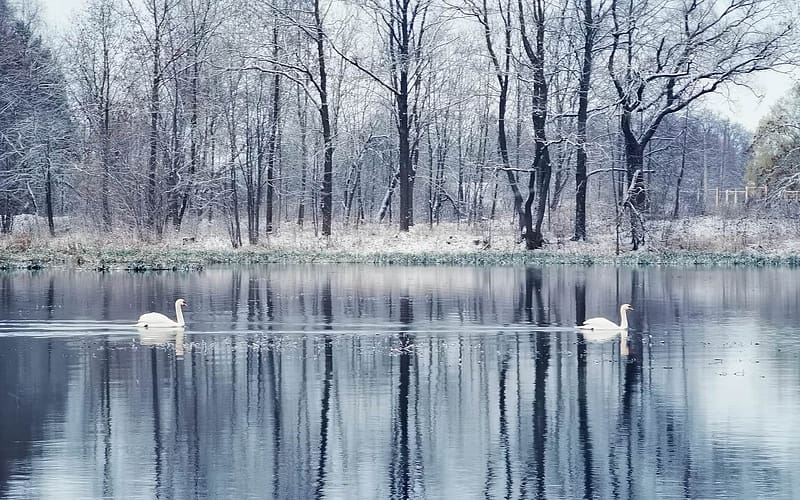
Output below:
[0,0,795,250]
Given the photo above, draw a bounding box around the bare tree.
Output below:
[175,0,225,230]
[518,0,551,249]
[0,0,792,251]
[572,0,604,241]
[461,0,526,234]
[248,0,336,237]
[125,0,184,238]
[608,0,792,249]
[67,0,122,231]
[337,0,436,231]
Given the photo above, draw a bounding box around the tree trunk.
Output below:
[673,111,689,219]
[145,0,164,239]
[101,29,112,231]
[476,0,525,232]
[621,112,647,249]
[148,43,161,238]
[457,118,464,217]
[168,75,181,229]
[315,0,334,237]
[229,148,242,248]
[391,0,416,232]
[226,87,242,248]
[297,85,308,227]
[397,90,412,231]
[244,91,262,245]
[434,141,446,223]
[489,170,499,220]
[265,23,280,234]
[572,0,594,241]
[427,127,434,227]
[178,43,201,231]
[498,87,525,233]
[519,0,550,250]
[230,166,241,248]
[378,170,399,223]
[45,143,55,237]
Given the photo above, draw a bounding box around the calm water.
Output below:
[1,265,799,499]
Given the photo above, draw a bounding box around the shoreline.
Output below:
[2,245,799,271]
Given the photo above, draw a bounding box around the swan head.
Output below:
[621,303,633,311]
[176,298,188,308]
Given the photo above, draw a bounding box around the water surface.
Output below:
[1,265,799,499]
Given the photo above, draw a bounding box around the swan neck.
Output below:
[619,306,629,330]
[175,301,185,326]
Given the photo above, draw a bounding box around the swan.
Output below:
[578,303,633,331]
[136,299,187,328]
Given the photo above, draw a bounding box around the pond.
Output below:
[1,265,799,499]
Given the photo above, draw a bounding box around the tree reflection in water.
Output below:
[0,265,798,499]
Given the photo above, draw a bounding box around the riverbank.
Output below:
[2,215,799,270]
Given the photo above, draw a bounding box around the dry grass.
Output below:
[3,209,800,269]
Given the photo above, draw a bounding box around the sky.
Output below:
[37,0,798,131]
[40,0,86,27]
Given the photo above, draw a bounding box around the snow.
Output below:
[4,212,800,261]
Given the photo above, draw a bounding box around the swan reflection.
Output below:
[580,329,630,356]
[137,326,185,358]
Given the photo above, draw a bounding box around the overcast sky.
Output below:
[37,0,798,131]
[40,0,86,27]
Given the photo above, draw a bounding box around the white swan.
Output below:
[578,303,633,331]
[136,298,187,328]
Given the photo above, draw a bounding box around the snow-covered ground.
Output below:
[4,211,800,260]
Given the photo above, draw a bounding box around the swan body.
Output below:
[136,299,187,328]
[578,304,633,331]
